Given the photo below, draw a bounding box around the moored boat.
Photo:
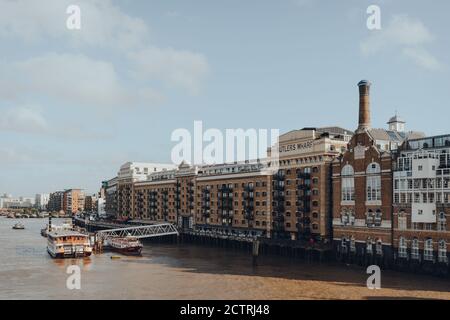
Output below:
[12,223,25,230]
[108,236,143,256]
[47,230,92,258]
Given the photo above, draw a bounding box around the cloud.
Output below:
[0,0,210,102]
[402,47,441,71]
[129,47,210,95]
[0,52,163,108]
[0,0,148,51]
[0,107,48,134]
[360,14,442,71]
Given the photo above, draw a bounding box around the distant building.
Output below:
[103,177,118,217]
[47,191,64,212]
[63,189,84,215]
[84,194,98,213]
[97,198,106,217]
[0,194,34,209]
[35,193,50,210]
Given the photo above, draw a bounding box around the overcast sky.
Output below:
[1,0,449,197]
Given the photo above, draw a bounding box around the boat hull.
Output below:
[109,246,142,256]
[47,247,92,259]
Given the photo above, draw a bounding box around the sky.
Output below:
[1,0,449,197]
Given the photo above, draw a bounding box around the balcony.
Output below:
[244,212,254,220]
[273,172,285,180]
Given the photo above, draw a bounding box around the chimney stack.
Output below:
[357,80,371,133]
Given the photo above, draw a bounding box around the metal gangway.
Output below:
[95,223,179,241]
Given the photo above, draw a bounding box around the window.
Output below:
[376,240,383,255]
[398,237,407,258]
[366,210,375,227]
[374,210,382,226]
[411,238,419,260]
[366,163,381,202]
[398,215,407,230]
[438,240,447,263]
[438,212,446,231]
[341,238,347,254]
[366,239,373,254]
[350,237,356,253]
[424,239,433,261]
[341,165,355,202]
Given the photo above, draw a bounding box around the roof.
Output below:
[368,128,425,142]
[387,115,405,124]
[48,230,88,237]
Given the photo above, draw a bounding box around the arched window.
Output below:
[438,240,447,263]
[399,237,407,258]
[341,165,355,202]
[366,162,381,201]
[424,238,433,261]
[411,238,419,260]
[438,212,446,231]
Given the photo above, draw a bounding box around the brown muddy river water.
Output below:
[0,218,449,300]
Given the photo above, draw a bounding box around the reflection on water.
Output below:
[0,218,449,300]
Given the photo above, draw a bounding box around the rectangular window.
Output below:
[398,217,407,230]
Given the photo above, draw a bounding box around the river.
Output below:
[0,217,449,300]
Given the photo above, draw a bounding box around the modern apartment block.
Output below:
[62,189,85,215]
[332,80,424,267]
[84,194,98,213]
[393,135,450,273]
[47,191,64,212]
[103,177,118,217]
[35,193,49,210]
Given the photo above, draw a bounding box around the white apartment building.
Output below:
[35,193,50,210]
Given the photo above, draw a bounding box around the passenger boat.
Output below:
[47,230,93,258]
[41,220,73,238]
[12,223,25,230]
[108,236,143,256]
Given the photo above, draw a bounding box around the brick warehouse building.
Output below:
[270,127,352,241]
[101,80,449,275]
[393,135,450,275]
[332,80,423,267]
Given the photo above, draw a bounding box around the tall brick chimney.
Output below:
[356,80,371,133]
